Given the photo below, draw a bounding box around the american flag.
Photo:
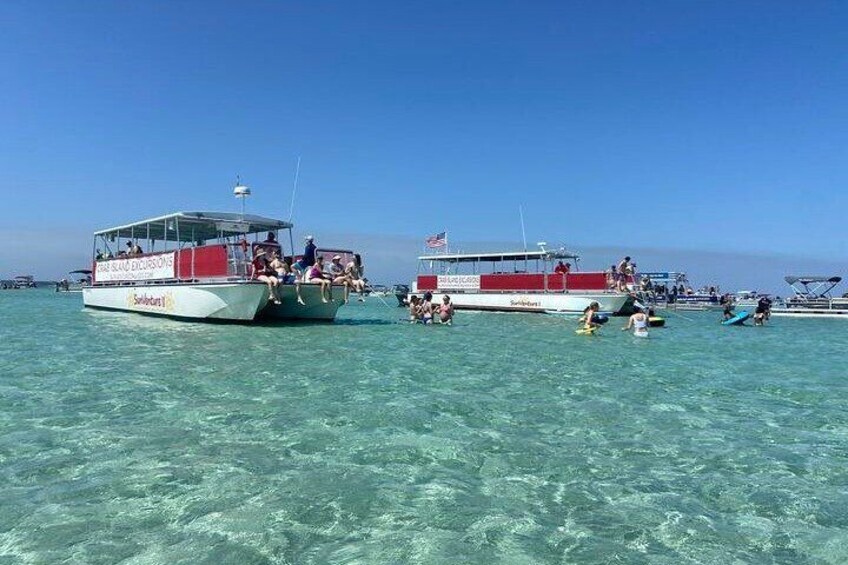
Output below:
[425,231,447,248]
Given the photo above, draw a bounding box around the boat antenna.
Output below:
[233,175,251,219]
[288,156,301,223]
[519,205,527,252]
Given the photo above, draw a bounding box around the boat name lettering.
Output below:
[127,292,175,311]
[510,298,541,307]
[437,275,480,290]
[95,252,176,282]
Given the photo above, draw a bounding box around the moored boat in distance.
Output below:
[410,245,633,315]
[56,269,93,293]
[638,272,723,311]
[770,276,848,318]
[83,211,349,322]
[12,275,38,289]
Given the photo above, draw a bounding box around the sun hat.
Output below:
[332,254,341,260]
[305,235,314,241]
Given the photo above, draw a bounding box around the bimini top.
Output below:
[785,276,842,285]
[418,249,579,263]
[94,211,294,242]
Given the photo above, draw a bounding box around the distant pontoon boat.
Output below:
[770,276,848,318]
[639,272,722,311]
[410,245,633,314]
[56,269,92,293]
[83,211,349,322]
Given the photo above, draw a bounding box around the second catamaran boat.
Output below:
[411,245,633,314]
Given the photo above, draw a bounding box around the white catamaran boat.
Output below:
[770,276,848,318]
[410,245,633,314]
[83,211,350,322]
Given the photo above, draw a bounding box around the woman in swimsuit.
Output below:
[307,256,332,303]
[344,254,367,301]
[420,292,435,324]
[623,305,649,337]
[439,295,454,325]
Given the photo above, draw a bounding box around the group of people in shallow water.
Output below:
[408,292,454,325]
[580,301,651,337]
[723,295,773,326]
[251,233,366,306]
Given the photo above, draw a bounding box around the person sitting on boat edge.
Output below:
[307,255,332,303]
[270,250,305,305]
[251,249,282,304]
[439,295,454,325]
[345,254,367,301]
[622,305,649,337]
[329,255,351,303]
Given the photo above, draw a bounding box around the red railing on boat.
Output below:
[416,272,615,292]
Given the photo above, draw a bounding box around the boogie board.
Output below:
[648,316,665,327]
[575,326,600,335]
[721,310,750,326]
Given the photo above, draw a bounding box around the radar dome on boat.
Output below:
[233,184,251,197]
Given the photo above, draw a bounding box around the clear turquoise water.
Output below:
[1,290,847,564]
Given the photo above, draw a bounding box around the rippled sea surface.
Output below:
[2,290,848,564]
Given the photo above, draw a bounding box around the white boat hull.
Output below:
[409,291,631,314]
[83,283,269,321]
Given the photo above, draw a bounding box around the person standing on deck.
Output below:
[617,256,631,291]
[294,235,317,273]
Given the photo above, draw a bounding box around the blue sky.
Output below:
[2,1,847,290]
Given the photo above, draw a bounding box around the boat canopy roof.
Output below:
[785,275,841,285]
[94,212,294,242]
[418,249,579,263]
[14,275,34,279]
